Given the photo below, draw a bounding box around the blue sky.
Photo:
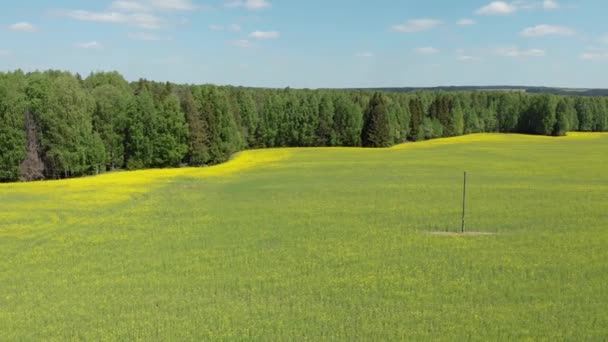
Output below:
[1,0,607,88]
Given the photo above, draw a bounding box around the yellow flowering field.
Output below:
[1,133,607,340]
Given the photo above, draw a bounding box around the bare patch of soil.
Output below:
[428,231,497,236]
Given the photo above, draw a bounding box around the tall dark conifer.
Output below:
[362,93,391,147]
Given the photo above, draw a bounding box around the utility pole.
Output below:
[461,172,467,233]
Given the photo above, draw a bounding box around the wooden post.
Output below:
[461,172,467,233]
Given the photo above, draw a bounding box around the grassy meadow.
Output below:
[1,133,607,340]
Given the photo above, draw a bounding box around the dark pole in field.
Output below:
[461,172,467,233]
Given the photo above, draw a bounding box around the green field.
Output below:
[1,133,607,340]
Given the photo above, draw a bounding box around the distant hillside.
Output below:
[360,86,608,97]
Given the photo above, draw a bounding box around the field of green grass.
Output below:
[1,133,607,340]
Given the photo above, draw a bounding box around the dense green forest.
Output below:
[1,70,607,182]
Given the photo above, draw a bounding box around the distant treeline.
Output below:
[1,70,607,182]
[363,86,608,97]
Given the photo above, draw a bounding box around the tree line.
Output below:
[1,70,607,182]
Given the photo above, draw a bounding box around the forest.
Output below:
[1,70,607,182]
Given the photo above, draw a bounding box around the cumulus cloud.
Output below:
[9,22,38,32]
[456,19,476,26]
[543,0,560,9]
[110,0,199,11]
[225,0,271,10]
[494,47,546,57]
[78,41,103,49]
[391,19,441,33]
[476,1,517,15]
[149,0,198,10]
[415,47,439,54]
[110,1,151,11]
[249,30,280,39]
[56,10,164,29]
[521,24,575,37]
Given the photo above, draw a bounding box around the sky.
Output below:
[1,0,607,88]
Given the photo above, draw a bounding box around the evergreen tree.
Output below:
[182,88,210,165]
[316,94,335,146]
[362,93,392,147]
[235,90,259,148]
[198,86,242,163]
[408,98,425,141]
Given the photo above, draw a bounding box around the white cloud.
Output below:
[111,1,150,11]
[457,55,482,62]
[355,52,374,58]
[543,0,560,9]
[392,19,441,33]
[476,1,517,15]
[456,19,476,26]
[128,32,168,40]
[233,39,253,48]
[0,50,13,56]
[580,52,608,61]
[494,47,546,57]
[57,10,164,29]
[110,0,201,11]
[78,41,103,49]
[148,0,197,10]
[9,22,38,32]
[415,47,439,54]
[521,24,575,37]
[209,24,241,32]
[249,30,280,39]
[225,0,271,10]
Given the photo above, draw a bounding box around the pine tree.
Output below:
[316,94,335,146]
[408,98,425,141]
[362,93,392,147]
[235,90,259,148]
[182,88,210,165]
